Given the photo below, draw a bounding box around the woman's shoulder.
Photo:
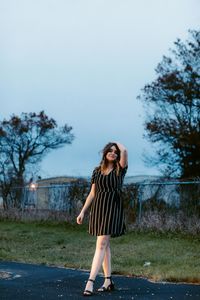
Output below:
[119,164,128,175]
[92,166,100,174]
[91,166,100,183]
[94,166,101,171]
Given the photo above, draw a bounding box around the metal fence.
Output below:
[20,181,89,213]
[138,180,200,219]
[1,180,200,223]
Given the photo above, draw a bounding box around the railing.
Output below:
[1,180,200,227]
[135,180,200,222]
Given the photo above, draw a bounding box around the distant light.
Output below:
[29,182,37,190]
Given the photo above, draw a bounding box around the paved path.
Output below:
[0,261,200,300]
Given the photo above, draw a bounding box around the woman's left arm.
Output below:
[115,142,128,168]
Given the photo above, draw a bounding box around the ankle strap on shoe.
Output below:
[88,278,95,282]
[105,276,111,279]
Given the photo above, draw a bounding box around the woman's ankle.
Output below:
[104,276,112,281]
[85,280,94,290]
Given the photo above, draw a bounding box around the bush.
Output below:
[129,210,200,235]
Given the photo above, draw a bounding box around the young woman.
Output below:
[77,142,128,296]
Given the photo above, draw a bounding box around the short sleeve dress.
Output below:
[89,166,128,237]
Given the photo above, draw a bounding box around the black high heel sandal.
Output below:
[97,276,115,292]
[83,278,95,297]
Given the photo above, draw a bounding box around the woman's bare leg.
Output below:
[101,241,112,288]
[84,235,110,293]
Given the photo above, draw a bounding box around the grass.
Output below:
[0,220,200,284]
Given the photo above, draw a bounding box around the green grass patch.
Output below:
[0,220,200,283]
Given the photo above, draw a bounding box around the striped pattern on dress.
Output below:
[88,166,127,237]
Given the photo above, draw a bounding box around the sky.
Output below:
[0,0,200,179]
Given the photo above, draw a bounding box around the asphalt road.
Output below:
[0,261,200,300]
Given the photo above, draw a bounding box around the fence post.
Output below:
[138,185,143,223]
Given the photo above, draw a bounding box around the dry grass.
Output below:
[129,210,200,235]
[1,208,200,235]
[0,208,77,223]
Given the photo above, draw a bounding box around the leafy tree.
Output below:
[138,30,200,178]
[0,111,74,208]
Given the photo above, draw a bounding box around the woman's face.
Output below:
[105,145,118,162]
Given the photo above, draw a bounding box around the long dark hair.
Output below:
[99,142,121,175]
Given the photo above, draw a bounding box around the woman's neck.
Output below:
[101,163,114,175]
[106,163,114,170]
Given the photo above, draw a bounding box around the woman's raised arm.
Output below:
[115,142,128,168]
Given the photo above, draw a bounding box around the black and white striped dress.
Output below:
[89,166,127,237]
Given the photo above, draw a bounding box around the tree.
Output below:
[138,30,200,178]
[0,111,74,208]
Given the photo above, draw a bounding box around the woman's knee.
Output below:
[97,236,110,250]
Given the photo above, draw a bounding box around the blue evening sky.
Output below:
[0,0,200,178]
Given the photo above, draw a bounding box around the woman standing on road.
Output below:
[77,141,128,296]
